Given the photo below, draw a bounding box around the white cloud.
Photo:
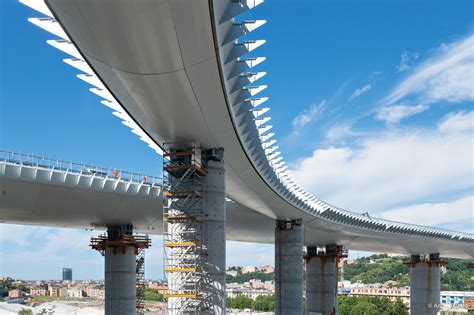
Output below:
[227,241,273,267]
[380,195,473,231]
[438,110,474,133]
[397,50,420,72]
[376,103,429,124]
[385,34,474,105]
[0,224,274,279]
[326,124,359,141]
[290,111,474,214]
[369,71,382,80]
[0,225,101,280]
[292,100,326,129]
[349,84,372,101]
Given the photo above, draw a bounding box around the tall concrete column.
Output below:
[275,219,304,315]
[306,245,340,315]
[201,154,226,314]
[104,225,136,315]
[408,253,444,315]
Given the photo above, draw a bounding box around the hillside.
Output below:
[226,254,474,290]
[344,254,474,290]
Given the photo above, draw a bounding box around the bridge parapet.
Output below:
[0,149,162,197]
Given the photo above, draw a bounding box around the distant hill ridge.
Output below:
[226,254,474,291]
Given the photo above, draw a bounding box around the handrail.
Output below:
[0,149,162,186]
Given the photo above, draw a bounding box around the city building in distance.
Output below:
[62,268,72,281]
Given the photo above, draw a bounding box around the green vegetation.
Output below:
[441,259,474,290]
[226,271,274,284]
[18,310,33,315]
[252,295,276,311]
[0,279,28,298]
[226,295,274,311]
[344,254,410,286]
[142,288,166,302]
[344,254,474,290]
[339,296,408,315]
[227,295,407,313]
[226,255,473,291]
[225,255,473,293]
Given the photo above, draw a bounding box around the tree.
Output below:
[227,295,253,309]
[339,296,408,315]
[142,288,165,302]
[391,298,409,315]
[339,296,359,314]
[348,301,378,315]
[252,295,275,311]
[226,271,274,284]
[343,255,474,291]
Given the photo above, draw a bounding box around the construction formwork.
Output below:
[304,244,348,315]
[90,227,151,315]
[404,254,447,315]
[163,141,207,314]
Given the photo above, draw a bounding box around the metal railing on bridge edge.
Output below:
[0,149,162,187]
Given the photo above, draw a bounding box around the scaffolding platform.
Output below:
[164,241,199,247]
[90,234,151,255]
[164,214,203,223]
[164,267,200,273]
[163,189,203,198]
[164,293,203,298]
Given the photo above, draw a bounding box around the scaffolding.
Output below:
[163,141,207,314]
[136,246,146,314]
[90,232,151,314]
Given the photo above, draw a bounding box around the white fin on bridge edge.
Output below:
[21,0,164,156]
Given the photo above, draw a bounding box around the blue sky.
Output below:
[0,0,473,279]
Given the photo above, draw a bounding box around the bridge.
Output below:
[6,0,474,314]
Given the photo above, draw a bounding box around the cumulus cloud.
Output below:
[397,50,420,72]
[349,84,372,101]
[291,100,326,129]
[385,34,474,106]
[380,195,473,230]
[376,103,429,124]
[290,111,474,214]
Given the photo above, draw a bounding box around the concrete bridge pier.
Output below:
[90,224,150,315]
[305,245,341,315]
[275,219,304,315]
[97,225,136,315]
[408,253,444,315]
[201,156,226,314]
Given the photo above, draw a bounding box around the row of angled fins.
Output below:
[1,162,160,196]
[20,0,471,242]
[211,1,471,242]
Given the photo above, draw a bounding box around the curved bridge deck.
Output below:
[11,0,474,259]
